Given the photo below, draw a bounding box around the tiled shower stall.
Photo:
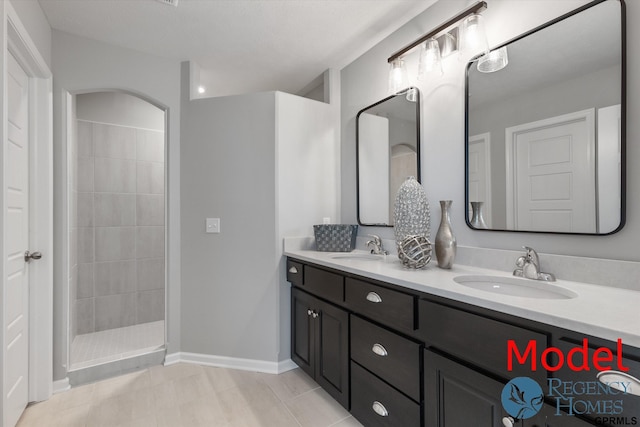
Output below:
[69,92,165,370]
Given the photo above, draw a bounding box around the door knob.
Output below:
[24,251,42,262]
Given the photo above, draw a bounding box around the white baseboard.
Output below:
[163,352,181,366]
[277,358,298,373]
[52,378,70,394]
[165,352,298,374]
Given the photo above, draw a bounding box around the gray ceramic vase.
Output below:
[435,200,456,269]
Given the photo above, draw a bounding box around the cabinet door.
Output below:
[316,298,350,409]
[425,349,507,427]
[291,288,315,379]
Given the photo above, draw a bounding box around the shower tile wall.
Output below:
[76,120,165,334]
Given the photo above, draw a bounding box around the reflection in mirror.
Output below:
[357,88,420,226]
[466,0,624,234]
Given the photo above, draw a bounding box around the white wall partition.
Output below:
[180,63,338,370]
[276,92,339,363]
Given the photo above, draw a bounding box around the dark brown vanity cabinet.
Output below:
[350,314,423,426]
[424,348,599,427]
[529,405,599,427]
[291,285,349,408]
[424,349,508,426]
[287,258,628,427]
[419,299,548,386]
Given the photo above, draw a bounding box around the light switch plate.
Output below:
[206,218,220,233]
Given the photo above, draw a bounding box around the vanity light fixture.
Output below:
[388,0,505,92]
[417,38,443,80]
[477,46,509,73]
[459,12,490,57]
[388,58,409,95]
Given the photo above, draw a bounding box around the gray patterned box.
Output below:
[313,224,358,252]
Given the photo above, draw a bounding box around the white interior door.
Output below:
[4,52,30,427]
[506,109,595,233]
[468,133,492,227]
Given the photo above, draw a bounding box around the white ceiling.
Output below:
[39,0,435,97]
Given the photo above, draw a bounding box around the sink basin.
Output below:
[330,253,383,261]
[453,275,578,300]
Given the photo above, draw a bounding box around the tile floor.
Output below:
[70,321,165,370]
[17,363,364,427]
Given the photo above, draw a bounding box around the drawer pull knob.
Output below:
[372,401,389,417]
[307,309,313,316]
[372,343,388,357]
[366,292,383,303]
[502,416,515,427]
[288,266,298,274]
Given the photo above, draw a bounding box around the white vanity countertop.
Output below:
[285,249,640,349]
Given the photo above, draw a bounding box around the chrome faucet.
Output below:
[366,234,388,255]
[513,246,556,282]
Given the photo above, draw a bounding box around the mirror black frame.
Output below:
[356,87,421,227]
[464,0,626,235]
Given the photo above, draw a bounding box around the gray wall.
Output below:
[52,30,181,381]
[341,0,640,267]
[73,91,165,335]
[180,64,279,361]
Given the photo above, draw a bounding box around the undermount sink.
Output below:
[453,275,578,300]
[330,253,384,261]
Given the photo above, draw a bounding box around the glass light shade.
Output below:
[388,59,409,94]
[477,46,509,73]
[405,87,418,102]
[459,13,489,56]
[418,38,443,80]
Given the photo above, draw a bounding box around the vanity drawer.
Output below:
[345,278,416,331]
[351,361,421,427]
[351,315,421,401]
[551,338,640,419]
[304,266,344,304]
[286,260,304,286]
[419,299,548,384]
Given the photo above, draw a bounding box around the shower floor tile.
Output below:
[70,320,164,371]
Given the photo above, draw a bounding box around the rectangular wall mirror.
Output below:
[465,0,625,234]
[357,87,420,226]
